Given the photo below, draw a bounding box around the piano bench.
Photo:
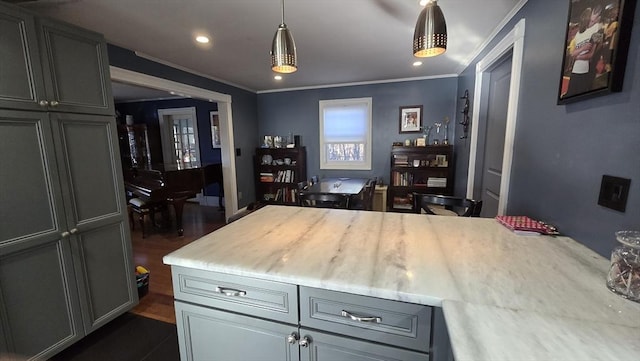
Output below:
[127,198,168,238]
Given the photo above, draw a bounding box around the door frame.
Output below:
[466,19,525,215]
[157,106,200,167]
[110,66,238,221]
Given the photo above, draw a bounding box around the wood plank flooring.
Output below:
[129,202,227,324]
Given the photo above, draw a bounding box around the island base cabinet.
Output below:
[299,329,428,361]
[175,301,299,361]
[175,301,429,361]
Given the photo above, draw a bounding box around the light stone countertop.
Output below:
[163,205,640,360]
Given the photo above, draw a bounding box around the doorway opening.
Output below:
[466,19,526,216]
[110,66,238,221]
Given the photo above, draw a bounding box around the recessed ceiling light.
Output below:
[413,61,423,66]
[195,35,210,44]
[274,75,283,80]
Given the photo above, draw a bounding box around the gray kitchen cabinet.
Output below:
[0,1,114,116]
[0,109,137,359]
[0,2,135,357]
[298,328,427,361]
[175,301,299,361]
[171,267,443,361]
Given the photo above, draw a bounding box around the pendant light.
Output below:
[271,0,297,73]
[413,0,447,57]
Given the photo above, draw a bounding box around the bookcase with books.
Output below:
[387,145,454,212]
[254,146,307,205]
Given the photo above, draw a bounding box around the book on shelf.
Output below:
[495,215,559,235]
[393,154,409,167]
[426,177,447,188]
[260,172,274,182]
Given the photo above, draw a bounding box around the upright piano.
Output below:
[124,163,223,236]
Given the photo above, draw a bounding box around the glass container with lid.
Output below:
[606,230,640,302]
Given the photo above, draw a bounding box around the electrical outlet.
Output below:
[598,175,630,212]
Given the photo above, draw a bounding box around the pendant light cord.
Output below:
[281,0,285,25]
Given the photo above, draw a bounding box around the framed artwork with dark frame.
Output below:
[210,111,221,148]
[399,105,423,133]
[558,0,636,104]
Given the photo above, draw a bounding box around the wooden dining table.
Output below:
[301,177,369,196]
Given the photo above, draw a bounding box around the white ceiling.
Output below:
[18,0,525,94]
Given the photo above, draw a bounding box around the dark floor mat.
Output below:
[50,313,178,361]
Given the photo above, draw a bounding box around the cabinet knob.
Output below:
[61,231,70,238]
[50,100,59,107]
[286,333,298,345]
[70,228,78,235]
[298,336,311,348]
[39,100,49,107]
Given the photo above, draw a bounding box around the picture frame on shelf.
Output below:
[416,137,426,147]
[210,111,221,148]
[557,0,636,104]
[399,105,422,133]
[436,154,448,167]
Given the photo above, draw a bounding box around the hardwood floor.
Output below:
[128,202,227,324]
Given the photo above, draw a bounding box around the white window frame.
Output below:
[157,106,201,167]
[319,97,372,170]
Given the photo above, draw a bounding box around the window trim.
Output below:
[319,97,372,170]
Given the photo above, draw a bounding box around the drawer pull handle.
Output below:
[341,310,382,323]
[215,286,247,297]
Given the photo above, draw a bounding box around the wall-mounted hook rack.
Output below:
[459,89,470,139]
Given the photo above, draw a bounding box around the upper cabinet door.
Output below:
[0,2,114,115]
[0,3,47,111]
[36,17,115,116]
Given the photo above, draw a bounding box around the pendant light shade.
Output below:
[271,0,297,73]
[413,0,447,57]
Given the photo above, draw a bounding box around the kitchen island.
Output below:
[163,205,640,360]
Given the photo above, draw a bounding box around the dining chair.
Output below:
[297,181,308,191]
[412,193,482,217]
[349,178,377,211]
[299,192,350,209]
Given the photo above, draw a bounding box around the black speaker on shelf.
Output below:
[294,135,301,147]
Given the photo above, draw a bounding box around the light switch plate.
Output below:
[598,175,630,212]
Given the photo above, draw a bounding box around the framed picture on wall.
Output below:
[399,105,422,133]
[557,0,636,104]
[210,111,221,148]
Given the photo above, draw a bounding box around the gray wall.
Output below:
[107,45,259,208]
[257,77,459,184]
[456,0,640,256]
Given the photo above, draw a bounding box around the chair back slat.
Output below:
[299,192,350,209]
[412,193,482,217]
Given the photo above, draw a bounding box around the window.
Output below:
[157,107,200,168]
[172,116,198,167]
[319,98,372,170]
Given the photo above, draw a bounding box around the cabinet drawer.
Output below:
[172,267,298,324]
[300,286,432,353]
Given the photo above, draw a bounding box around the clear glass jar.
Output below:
[606,230,640,302]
